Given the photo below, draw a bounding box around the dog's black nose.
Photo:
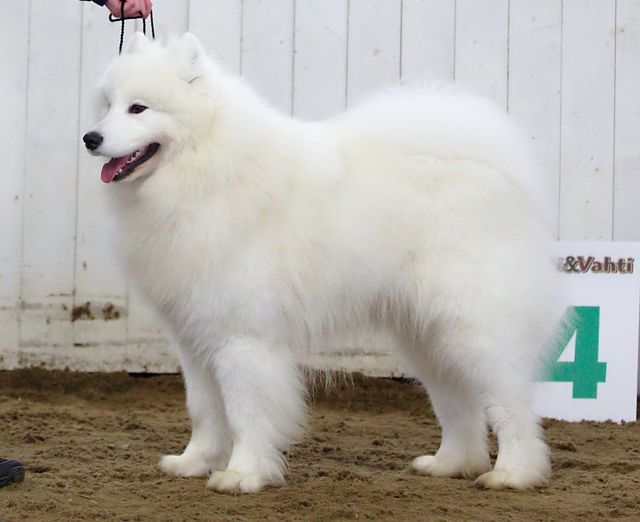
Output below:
[83,131,103,151]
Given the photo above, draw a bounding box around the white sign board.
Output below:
[532,242,640,422]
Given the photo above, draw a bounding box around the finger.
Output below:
[113,0,132,17]
[123,0,139,18]
[135,0,150,18]
[105,0,121,17]
[142,0,152,18]
[124,0,142,18]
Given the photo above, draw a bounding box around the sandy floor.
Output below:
[0,369,638,521]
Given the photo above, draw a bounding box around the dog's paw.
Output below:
[206,470,276,494]
[410,455,490,479]
[159,454,210,478]
[475,468,548,490]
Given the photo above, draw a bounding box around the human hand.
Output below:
[105,0,152,19]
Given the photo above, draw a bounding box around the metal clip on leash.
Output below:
[109,1,156,55]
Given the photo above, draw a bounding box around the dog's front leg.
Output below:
[160,344,231,477]
[206,337,306,494]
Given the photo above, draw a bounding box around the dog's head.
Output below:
[83,32,215,184]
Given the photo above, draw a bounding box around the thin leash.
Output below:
[108,0,156,55]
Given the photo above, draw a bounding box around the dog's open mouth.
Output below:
[101,143,160,183]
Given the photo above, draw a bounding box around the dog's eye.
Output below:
[128,104,148,114]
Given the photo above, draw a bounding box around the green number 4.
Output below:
[540,306,607,399]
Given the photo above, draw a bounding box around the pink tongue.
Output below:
[101,156,129,184]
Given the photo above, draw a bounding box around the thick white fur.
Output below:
[87,33,561,493]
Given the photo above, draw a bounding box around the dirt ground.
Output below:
[0,370,638,521]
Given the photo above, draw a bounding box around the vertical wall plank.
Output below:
[21,0,82,351]
[613,0,640,240]
[241,0,295,113]
[559,0,616,240]
[508,0,562,236]
[189,0,243,73]
[75,3,129,352]
[293,0,348,119]
[455,0,509,107]
[347,0,402,106]
[0,0,29,366]
[401,0,455,81]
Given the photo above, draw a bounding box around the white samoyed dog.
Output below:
[84,33,560,494]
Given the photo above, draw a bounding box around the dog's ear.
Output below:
[171,33,206,83]
[125,32,152,54]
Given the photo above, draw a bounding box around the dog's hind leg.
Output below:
[475,376,550,490]
[159,345,231,478]
[206,337,306,494]
[408,353,492,480]
[470,312,551,489]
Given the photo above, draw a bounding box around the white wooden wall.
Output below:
[1,0,639,373]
